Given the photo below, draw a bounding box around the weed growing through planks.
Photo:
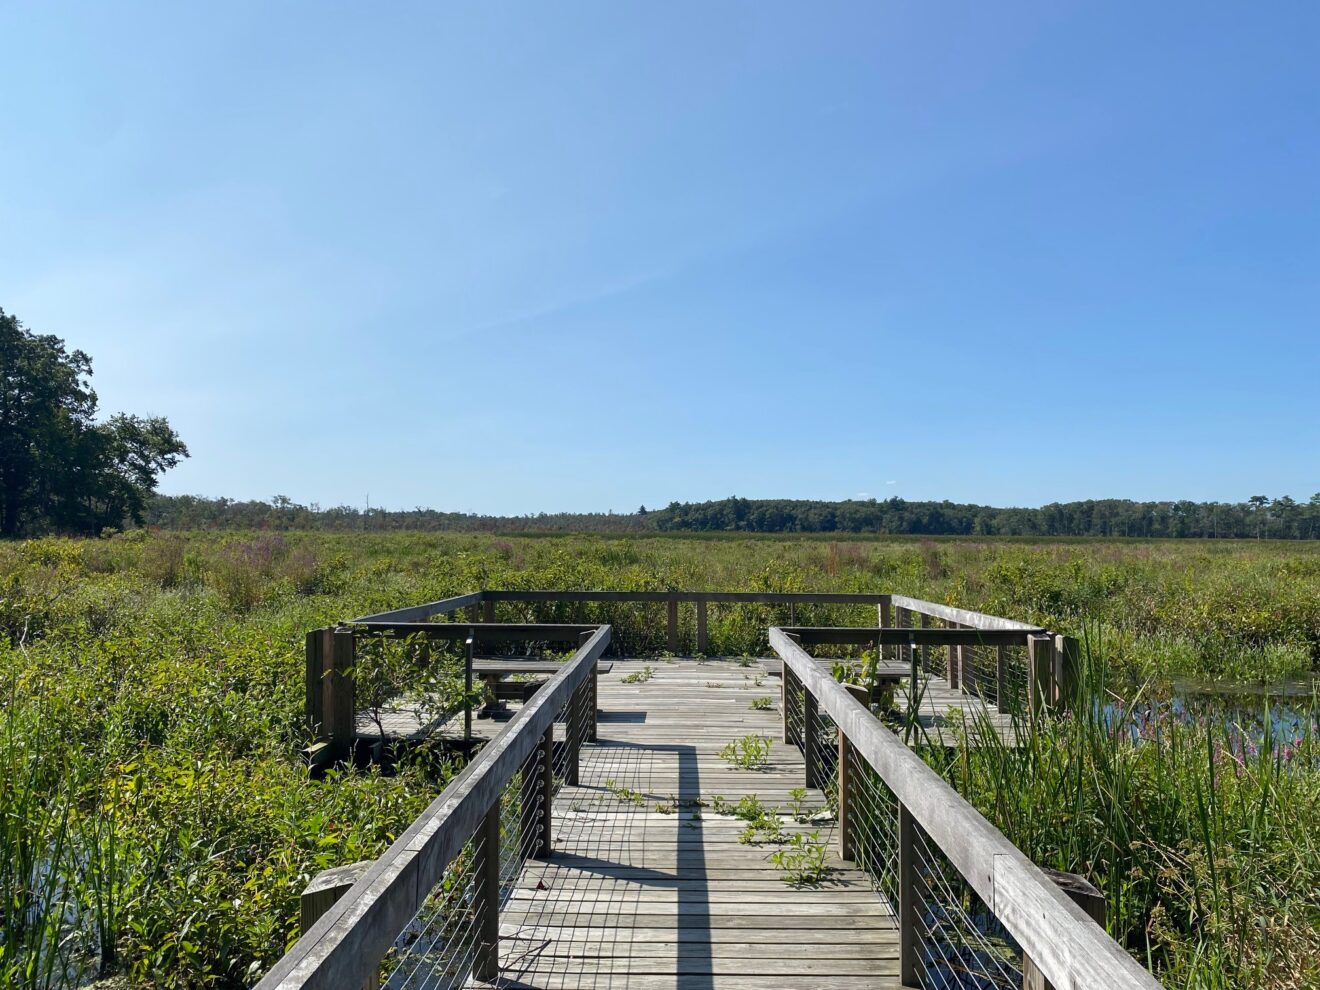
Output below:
[605,779,646,806]
[770,831,830,885]
[785,787,810,823]
[720,734,772,770]
[750,696,774,710]
[621,665,655,684]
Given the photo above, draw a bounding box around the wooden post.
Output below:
[465,603,481,623]
[328,629,356,755]
[879,596,892,664]
[962,643,977,695]
[837,732,855,861]
[696,599,708,653]
[898,802,921,988]
[895,606,909,674]
[919,612,930,674]
[305,629,325,735]
[947,623,960,691]
[300,861,378,990]
[464,634,475,743]
[802,689,817,788]
[482,599,495,623]
[520,742,542,858]
[1022,869,1106,990]
[1054,634,1080,709]
[566,681,583,786]
[1029,634,1054,720]
[996,644,1009,710]
[579,630,598,742]
[472,802,502,983]
[539,724,554,857]
[667,599,679,653]
[781,663,792,743]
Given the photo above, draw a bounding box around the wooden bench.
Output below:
[472,658,613,716]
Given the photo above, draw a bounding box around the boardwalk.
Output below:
[493,658,900,989]
[269,594,1160,990]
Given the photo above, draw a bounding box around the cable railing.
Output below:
[258,624,609,990]
[770,625,1160,990]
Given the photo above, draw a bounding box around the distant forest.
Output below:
[142,493,1320,540]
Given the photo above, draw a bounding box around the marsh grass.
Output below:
[0,531,1317,987]
[934,635,1320,989]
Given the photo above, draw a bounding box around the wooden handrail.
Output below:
[769,626,1161,990]
[888,593,1044,631]
[260,624,611,990]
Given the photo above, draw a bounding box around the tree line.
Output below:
[138,493,1320,540]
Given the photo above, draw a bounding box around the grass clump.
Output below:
[719,734,772,770]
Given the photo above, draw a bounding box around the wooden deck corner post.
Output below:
[300,860,378,990]
[539,724,555,857]
[482,598,495,623]
[802,688,818,788]
[996,644,1009,710]
[898,802,921,988]
[1054,634,1080,710]
[696,599,708,654]
[666,598,679,653]
[305,629,326,736]
[1022,869,1106,990]
[1028,634,1054,721]
[328,628,357,756]
[473,801,502,983]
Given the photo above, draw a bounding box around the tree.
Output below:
[0,308,187,536]
[1247,495,1269,539]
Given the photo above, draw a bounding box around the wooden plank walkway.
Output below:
[487,657,901,989]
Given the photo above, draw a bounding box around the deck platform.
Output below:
[486,657,901,989]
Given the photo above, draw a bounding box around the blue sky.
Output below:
[2,2,1317,514]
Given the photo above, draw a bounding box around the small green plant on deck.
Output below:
[785,786,810,823]
[605,779,646,806]
[770,830,830,885]
[750,696,774,710]
[736,656,756,668]
[720,734,772,770]
[621,665,655,684]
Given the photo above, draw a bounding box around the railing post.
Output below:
[837,730,854,862]
[328,628,356,756]
[895,606,910,674]
[566,680,584,786]
[899,802,921,988]
[1029,633,1054,720]
[482,599,495,623]
[781,662,792,743]
[465,602,482,623]
[879,595,892,664]
[802,688,817,787]
[696,599,708,653]
[1022,869,1106,990]
[947,623,960,691]
[300,860,378,990]
[305,629,326,736]
[1054,634,1080,710]
[464,634,475,743]
[579,631,598,742]
[473,801,502,983]
[539,724,554,856]
[996,644,1009,710]
[667,598,679,653]
[920,611,930,675]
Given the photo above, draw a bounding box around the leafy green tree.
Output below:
[0,308,187,536]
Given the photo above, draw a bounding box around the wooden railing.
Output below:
[309,590,1074,753]
[770,625,1160,990]
[261,623,610,990]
